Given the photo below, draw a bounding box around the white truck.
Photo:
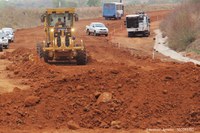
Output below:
[125,12,150,37]
[2,28,15,42]
[0,30,9,49]
[86,22,109,36]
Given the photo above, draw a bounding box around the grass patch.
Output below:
[188,49,200,55]
[0,7,43,29]
[160,1,200,52]
[0,4,176,29]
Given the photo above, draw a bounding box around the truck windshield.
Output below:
[126,17,139,28]
[48,13,73,27]
[94,24,105,27]
[5,31,12,35]
[0,33,5,38]
[104,3,115,11]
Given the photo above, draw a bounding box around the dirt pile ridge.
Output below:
[0,48,199,130]
[5,48,61,85]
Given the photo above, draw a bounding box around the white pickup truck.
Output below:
[86,22,109,36]
[2,28,15,42]
[0,30,9,49]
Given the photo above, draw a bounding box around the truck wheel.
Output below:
[4,45,8,49]
[36,43,43,58]
[94,31,97,36]
[105,34,108,37]
[148,31,151,37]
[128,32,132,37]
[87,30,90,35]
[144,31,150,37]
[76,50,87,65]
[0,45,3,52]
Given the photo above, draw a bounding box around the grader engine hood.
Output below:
[50,27,74,48]
[53,27,73,37]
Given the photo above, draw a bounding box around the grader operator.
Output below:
[37,8,87,65]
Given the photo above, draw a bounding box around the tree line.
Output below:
[0,0,183,8]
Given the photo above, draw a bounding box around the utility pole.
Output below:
[59,0,61,7]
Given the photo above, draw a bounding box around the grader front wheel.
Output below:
[76,50,87,65]
[43,51,49,63]
[36,43,49,63]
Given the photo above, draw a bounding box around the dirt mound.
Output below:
[6,48,61,85]
[0,54,6,59]
[24,96,40,107]
[0,49,199,130]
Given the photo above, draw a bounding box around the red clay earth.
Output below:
[0,10,199,132]
[1,46,199,131]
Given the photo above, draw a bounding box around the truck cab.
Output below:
[125,12,150,37]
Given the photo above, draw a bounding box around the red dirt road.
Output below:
[0,10,199,133]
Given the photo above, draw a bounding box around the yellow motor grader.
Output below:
[37,8,87,65]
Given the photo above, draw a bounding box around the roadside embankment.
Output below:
[154,29,200,65]
[160,1,200,54]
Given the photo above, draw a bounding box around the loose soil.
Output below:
[0,10,199,133]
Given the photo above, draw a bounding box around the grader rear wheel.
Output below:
[76,50,87,65]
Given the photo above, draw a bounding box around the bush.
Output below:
[0,7,43,29]
[160,0,200,51]
[76,7,102,19]
[0,4,176,29]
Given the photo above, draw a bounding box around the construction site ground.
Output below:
[0,10,199,133]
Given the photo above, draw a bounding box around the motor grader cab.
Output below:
[37,8,87,65]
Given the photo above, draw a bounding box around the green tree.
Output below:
[87,0,100,7]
